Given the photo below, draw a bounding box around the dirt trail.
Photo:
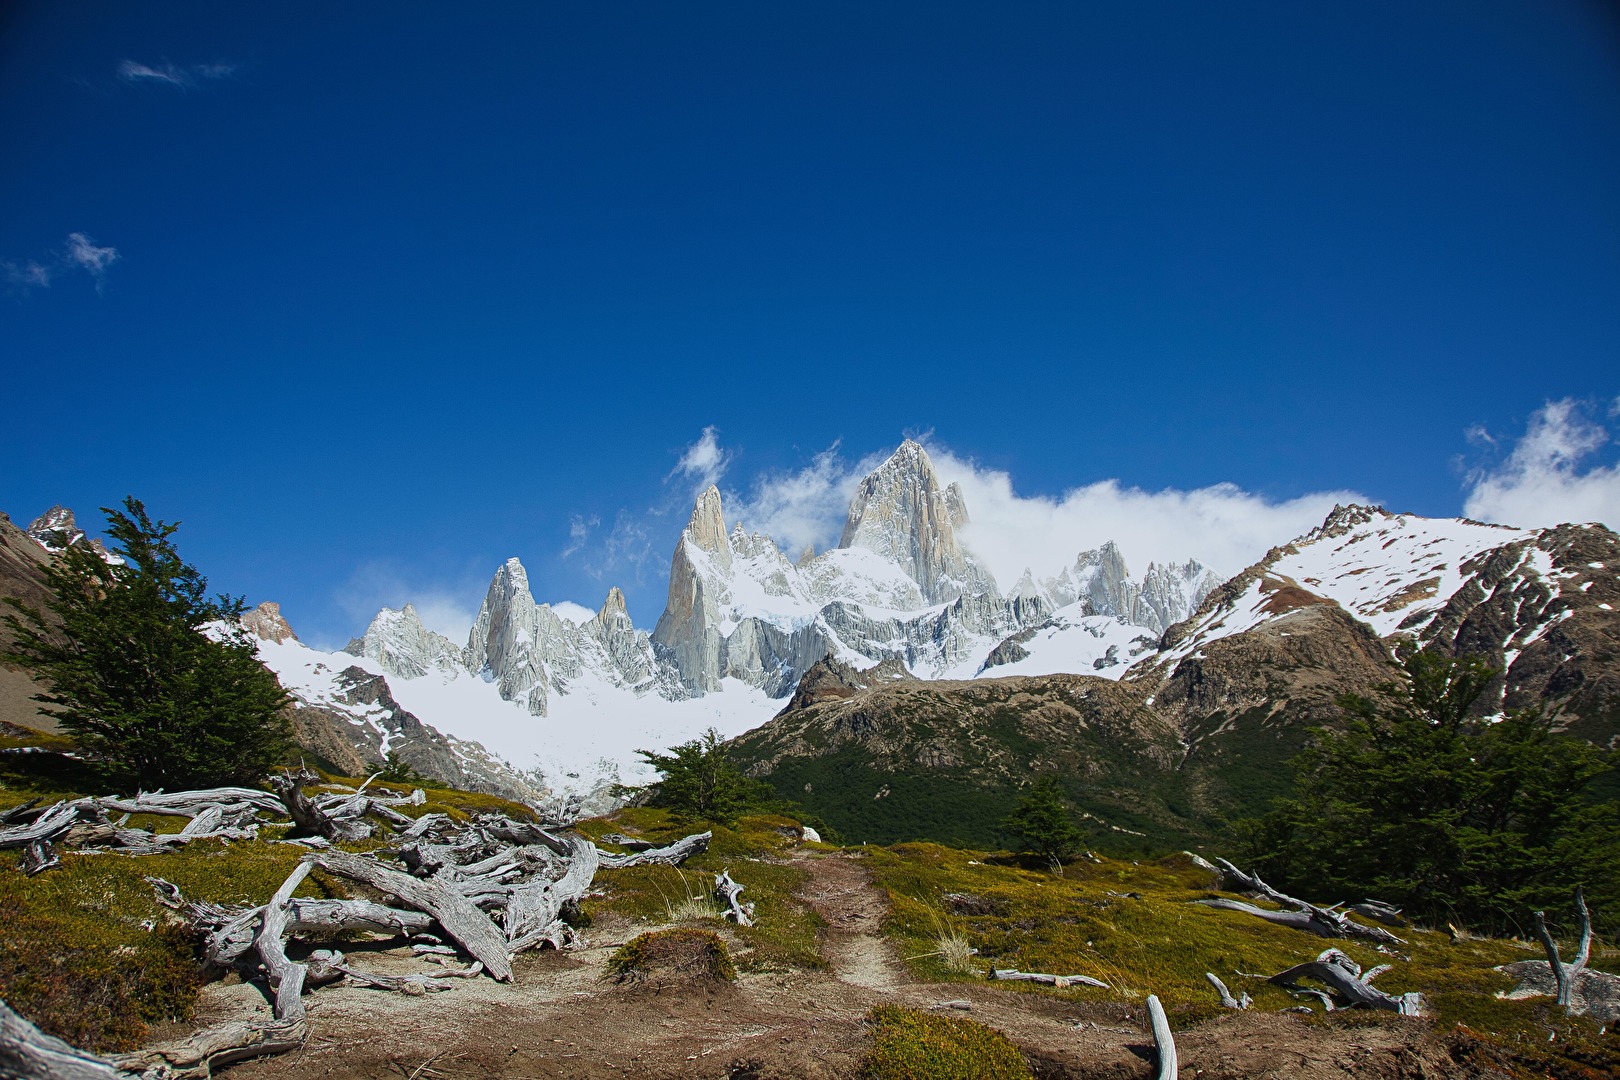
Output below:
[203,847,1468,1079]
[790,849,907,993]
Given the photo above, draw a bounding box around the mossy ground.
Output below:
[866,841,1617,1069]
[860,1004,1032,1080]
[576,808,827,973]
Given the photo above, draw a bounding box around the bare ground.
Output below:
[205,849,1473,1079]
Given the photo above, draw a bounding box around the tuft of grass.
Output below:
[657,868,724,923]
[860,1004,1032,1080]
[606,928,737,984]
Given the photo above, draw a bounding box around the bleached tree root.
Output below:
[1146,994,1177,1080]
[1265,948,1423,1015]
[595,830,711,868]
[1191,859,1406,946]
[714,869,755,926]
[1205,972,1250,1009]
[0,997,127,1080]
[989,969,1108,989]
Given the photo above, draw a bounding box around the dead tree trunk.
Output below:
[1532,886,1592,1013]
[1193,859,1406,945]
[714,869,755,926]
[1205,972,1250,1009]
[0,998,127,1080]
[1146,994,1177,1080]
[990,969,1108,989]
[596,830,711,868]
[1265,948,1423,1015]
[307,849,513,981]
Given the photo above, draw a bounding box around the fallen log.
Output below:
[20,839,58,876]
[307,849,513,981]
[506,836,597,951]
[0,799,95,850]
[332,959,483,995]
[714,869,755,927]
[989,969,1108,989]
[595,830,711,868]
[1194,859,1406,945]
[1205,972,1250,1009]
[106,1018,308,1079]
[271,770,370,843]
[1146,994,1177,1080]
[257,861,314,1023]
[1265,948,1422,1015]
[0,997,127,1080]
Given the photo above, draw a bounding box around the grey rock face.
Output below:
[241,601,298,644]
[837,440,996,603]
[25,506,85,552]
[346,603,464,680]
[1037,543,1219,635]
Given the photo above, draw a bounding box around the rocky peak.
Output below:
[593,586,631,629]
[26,506,85,552]
[686,486,731,557]
[837,440,991,603]
[241,601,298,643]
[347,603,464,681]
[1306,504,1391,542]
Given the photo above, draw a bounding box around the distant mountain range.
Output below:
[5,442,1616,838]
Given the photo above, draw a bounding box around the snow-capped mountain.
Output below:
[251,440,1214,794]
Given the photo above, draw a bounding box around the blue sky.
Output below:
[2,2,1618,648]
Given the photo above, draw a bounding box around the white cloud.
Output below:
[117,59,236,88]
[3,233,119,293]
[927,445,1365,584]
[725,442,886,557]
[551,601,596,625]
[332,562,480,647]
[670,426,730,496]
[721,437,1363,586]
[1462,398,1620,530]
[581,511,658,584]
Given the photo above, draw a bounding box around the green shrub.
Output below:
[606,928,737,984]
[861,1005,1032,1080]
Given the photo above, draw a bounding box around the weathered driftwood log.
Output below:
[0,797,42,826]
[1195,859,1406,945]
[0,799,96,849]
[98,787,284,818]
[1347,900,1407,927]
[1146,994,1177,1080]
[989,969,1108,989]
[0,997,127,1080]
[714,869,755,927]
[506,836,598,953]
[307,849,513,981]
[106,1018,308,1079]
[1265,948,1422,1015]
[271,771,370,843]
[1532,886,1592,1013]
[257,861,314,1022]
[331,959,484,995]
[598,833,657,851]
[196,896,436,966]
[595,830,711,868]
[1205,972,1250,1009]
[20,839,58,876]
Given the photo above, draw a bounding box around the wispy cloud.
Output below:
[723,436,1363,584]
[561,513,599,558]
[117,59,236,89]
[1462,398,1620,530]
[4,232,120,294]
[581,511,658,584]
[669,426,730,497]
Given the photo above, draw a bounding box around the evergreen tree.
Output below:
[635,727,767,822]
[1002,777,1086,871]
[2,498,292,790]
[1249,651,1620,930]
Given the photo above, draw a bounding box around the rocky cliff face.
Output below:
[241,601,298,644]
[346,603,462,680]
[0,511,57,733]
[837,440,996,603]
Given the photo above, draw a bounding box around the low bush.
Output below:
[860,1004,1031,1080]
[606,928,737,984]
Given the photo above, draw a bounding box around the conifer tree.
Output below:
[1250,651,1619,930]
[1003,776,1086,872]
[2,498,292,790]
[635,727,766,822]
